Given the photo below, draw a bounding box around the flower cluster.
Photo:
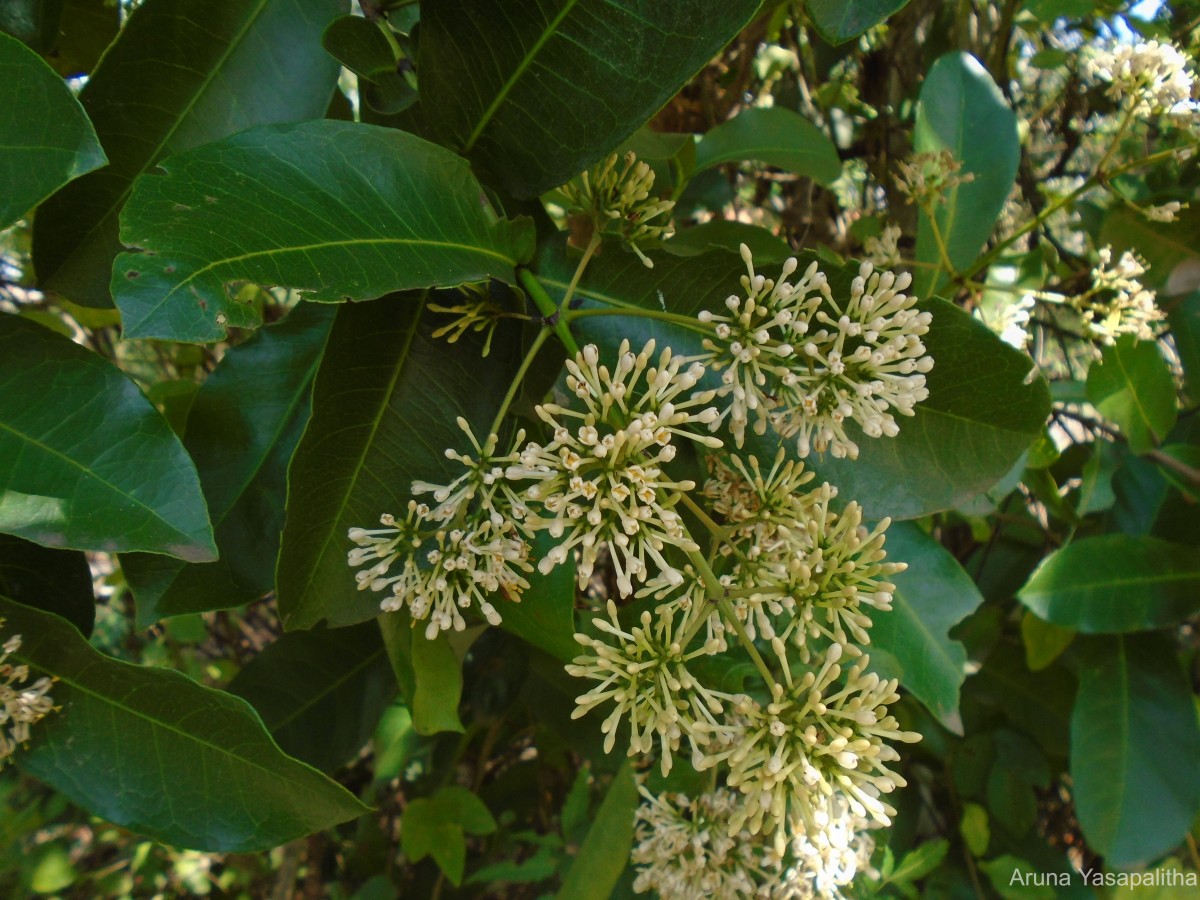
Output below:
[1086,39,1196,115]
[559,151,675,267]
[1,623,57,766]
[894,150,975,209]
[351,311,928,897]
[693,244,932,458]
[863,223,902,269]
[632,786,877,900]
[1073,246,1164,344]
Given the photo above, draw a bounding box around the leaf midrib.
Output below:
[284,299,427,621]
[45,0,273,284]
[263,646,388,734]
[9,626,346,799]
[462,0,582,152]
[126,238,516,337]
[0,418,202,549]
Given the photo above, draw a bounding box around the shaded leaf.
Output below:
[886,839,948,885]
[1020,611,1073,672]
[1,595,368,852]
[0,315,215,561]
[664,221,794,263]
[0,534,93,637]
[112,122,536,342]
[913,53,1020,297]
[275,295,521,631]
[417,0,761,197]
[557,760,637,900]
[122,305,334,625]
[227,622,396,773]
[1071,634,1200,866]
[401,787,495,885]
[869,522,984,728]
[499,532,578,662]
[0,31,106,230]
[807,0,910,44]
[694,107,842,187]
[33,0,346,307]
[410,628,465,735]
[1086,335,1176,455]
[1018,534,1200,633]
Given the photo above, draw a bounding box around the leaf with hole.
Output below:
[33,0,346,307]
[112,123,536,342]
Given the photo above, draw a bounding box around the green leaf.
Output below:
[981,856,1056,900]
[1071,634,1200,866]
[32,0,346,308]
[1020,611,1074,671]
[869,522,984,728]
[664,222,794,263]
[913,53,1020,298]
[321,14,395,79]
[112,122,535,342]
[122,305,334,625]
[807,0,910,44]
[434,786,498,836]
[0,315,215,560]
[0,595,368,851]
[959,803,989,857]
[1018,534,1200,633]
[410,628,465,735]
[0,534,93,637]
[1086,335,1176,455]
[557,760,637,900]
[499,532,578,662]
[275,295,521,631]
[0,0,65,52]
[227,622,396,772]
[694,108,842,187]
[401,798,467,885]
[0,31,106,230]
[886,839,948,884]
[544,243,1050,519]
[1099,204,1200,295]
[417,0,762,198]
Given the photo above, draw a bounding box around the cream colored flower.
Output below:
[0,623,57,766]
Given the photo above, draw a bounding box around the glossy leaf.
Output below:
[123,305,334,625]
[417,0,761,197]
[694,107,842,187]
[1,595,368,852]
[0,534,93,636]
[0,31,106,231]
[275,295,520,630]
[33,0,346,307]
[0,315,215,560]
[807,0,910,44]
[499,533,578,662]
[547,243,1050,519]
[113,123,535,342]
[913,53,1020,297]
[869,522,984,728]
[1071,634,1200,866]
[1018,534,1200,633]
[1100,204,1200,296]
[1086,335,1176,455]
[228,622,395,773]
[557,760,637,899]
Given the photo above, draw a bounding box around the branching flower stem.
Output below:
[518,268,580,354]
[683,545,779,691]
[488,326,552,437]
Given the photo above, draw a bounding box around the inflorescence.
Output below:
[0,622,57,767]
[348,247,932,897]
